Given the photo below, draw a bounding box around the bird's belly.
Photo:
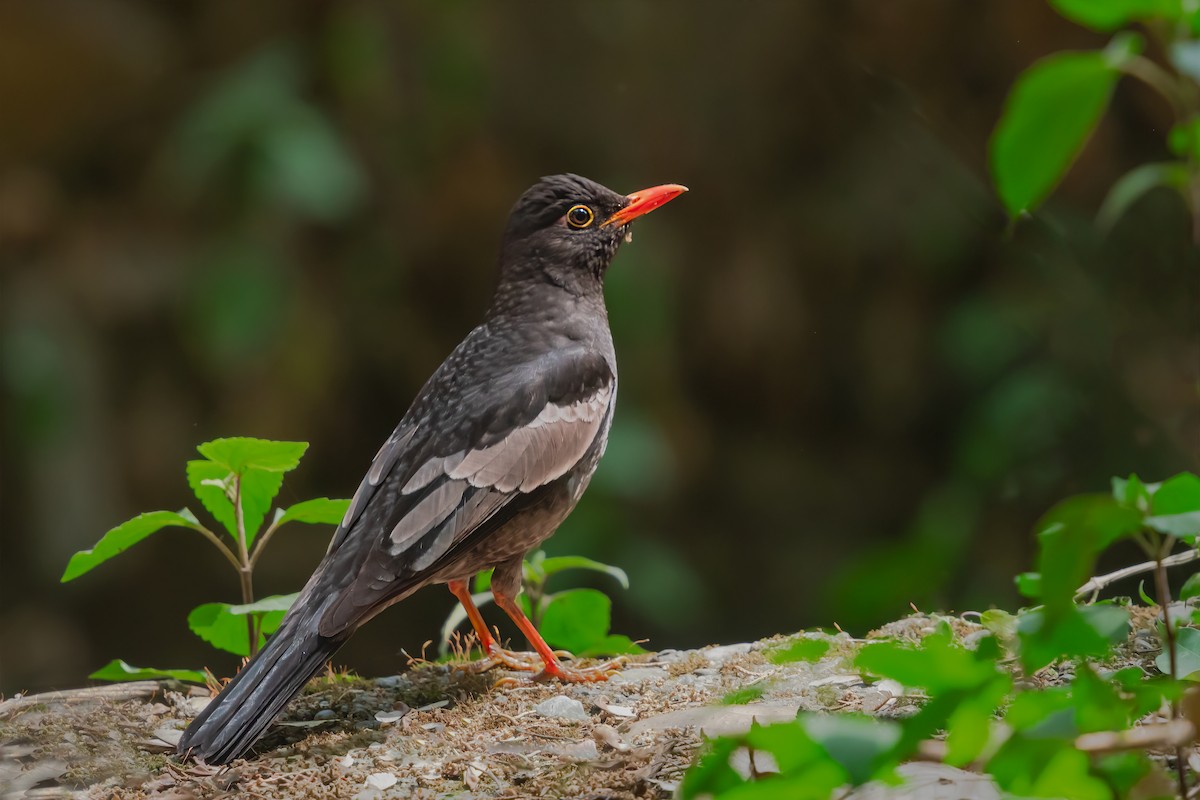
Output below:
[436,472,588,583]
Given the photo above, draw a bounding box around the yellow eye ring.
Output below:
[566,204,595,229]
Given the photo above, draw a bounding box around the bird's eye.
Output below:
[566,204,595,229]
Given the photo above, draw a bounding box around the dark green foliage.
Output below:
[991,0,1200,232]
[683,472,1200,796]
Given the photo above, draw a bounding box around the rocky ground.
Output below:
[0,618,1008,799]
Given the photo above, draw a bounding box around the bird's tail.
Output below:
[177,602,344,764]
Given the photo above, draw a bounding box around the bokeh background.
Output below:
[2,1,1197,695]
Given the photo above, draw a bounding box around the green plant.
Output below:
[439,550,645,659]
[681,473,1200,799]
[990,0,1200,242]
[62,437,348,681]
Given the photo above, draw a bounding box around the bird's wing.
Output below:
[315,343,614,636]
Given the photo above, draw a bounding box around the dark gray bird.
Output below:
[177,173,687,764]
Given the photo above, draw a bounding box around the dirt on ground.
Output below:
[0,611,1172,799]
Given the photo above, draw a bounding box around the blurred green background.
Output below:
[1,1,1197,694]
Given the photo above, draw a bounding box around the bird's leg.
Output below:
[491,587,624,684]
[446,580,551,674]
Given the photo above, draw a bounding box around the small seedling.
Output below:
[62,437,348,680]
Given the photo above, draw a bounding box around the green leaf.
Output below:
[1111,473,1152,509]
[1016,571,1042,599]
[944,678,1009,766]
[744,722,853,797]
[538,588,611,654]
[1006,687,1074,732]
[188,601,288,656]
[539,555,630,589]
[88,659,207,684]
[197,437,308,473]
[238,470,288,548]
[1169,119,1200,160]
[981,609,1018,640]
[186,459,238,537]
[1181,573,1200,601]
[720,685,766,705]
[227,592,297,618]
[1049,0,1182,31]
[1081,603,1131,645]
[62,510,202,581]
[988,734,1108,800]
[186,459,286,548]
[856,623,1003,694]
[1146,474,1200,538]
[801,714,901,786]
[1035,495,1142,613]
[678,737,744,799]
[987,735,1111,800]
[1150,473,1200,515]
[579,634,647,658]
[1072,664,1133,733]
[472,568,494,593]
[1018,605,1127,671]
[769,637,832,664]
[1156,626,1200,679]
[990,50,1123,215]
[273,497,350,528]
[743,721,829,773]
[521,550,547,588]
[1139,580,1156,605]
[1144,512,1200,539]
[1098,162,1191,230]
[187,439,309,546]
[1094,753,1159,800]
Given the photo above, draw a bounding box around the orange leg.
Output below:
[447,580,547,673]
[447,580,499,653]
[446,580,623,682]
[492,587,623,683]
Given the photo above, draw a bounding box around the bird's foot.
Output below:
[460,646,573,675]
[493,656,628,687]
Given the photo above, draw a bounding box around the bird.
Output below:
[176,173,687,764]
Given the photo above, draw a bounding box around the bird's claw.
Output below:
[459,647,553,675]
[477,652,628,686]
[537,656,627,683]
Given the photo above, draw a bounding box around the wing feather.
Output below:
[317,345,615,636]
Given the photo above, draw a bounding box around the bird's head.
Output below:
[499,173,687,291]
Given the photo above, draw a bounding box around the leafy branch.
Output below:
[62,437,348,678]
[990,0,1200,243]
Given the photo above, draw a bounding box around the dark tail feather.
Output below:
[177,607,344,764]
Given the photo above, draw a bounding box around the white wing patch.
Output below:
[402,453,467,494]
[399,385,611,496]
[389,479,468,551]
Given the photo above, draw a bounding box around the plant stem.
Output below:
[1150,534,1188,798]
[248,516,282,570]
[191,523,244,573]
[233,475,258,656]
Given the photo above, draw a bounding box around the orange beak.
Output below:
[601,183,688,227]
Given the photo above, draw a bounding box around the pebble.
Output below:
[705,643,753,663]
[609,667,669,685]
[533,695,589,722]
[313,709,337,720]
[365,773,398,790]
[151,727,182,746]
